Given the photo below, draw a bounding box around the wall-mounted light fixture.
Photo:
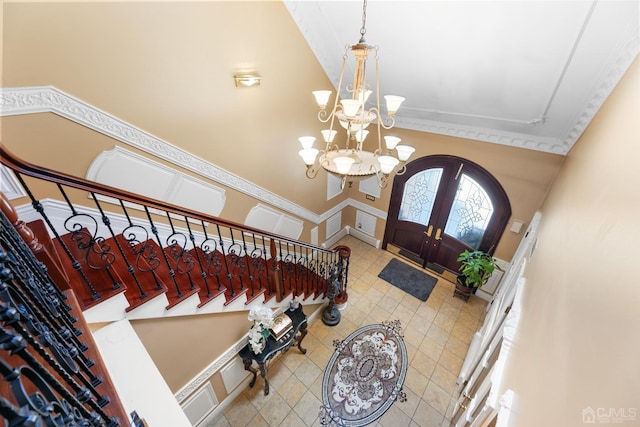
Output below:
[234,73,261,87]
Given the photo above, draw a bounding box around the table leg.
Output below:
[242,357,257,388]
[258,362,269,395]
[296,322,308,354]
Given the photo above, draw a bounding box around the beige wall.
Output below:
[2,1,568,399]
[500,58,639,426]
[1,1,563,257]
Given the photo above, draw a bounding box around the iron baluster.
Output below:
[186,218,212,298]
[57,184,120,292]
[164,213,196,291]
[144,206,182,298]
[227,229,246,292]
[92,193,147,299]
[119,200,164,292]
[215,224,235,297]
[200,222,224,292]
[14,173,100,301]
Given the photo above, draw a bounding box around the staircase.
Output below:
[0,145,351,324]
[0,143,351,425]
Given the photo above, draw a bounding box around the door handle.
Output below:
[435,228,442,241]
[424,225,433,237]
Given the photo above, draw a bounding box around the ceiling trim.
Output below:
[284,0,639,156]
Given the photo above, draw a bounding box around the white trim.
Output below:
[0,86,320,224]
[0,165,26,200]
[0,86,392,233]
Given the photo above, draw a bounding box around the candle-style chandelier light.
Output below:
[298,0,415,189]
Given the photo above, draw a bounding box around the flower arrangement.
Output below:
[247,306,274,355]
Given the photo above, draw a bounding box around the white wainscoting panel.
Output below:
[181,382,218,427]
[220,357,250,394]
[358,176,381,199]
[355,210,377,236]
[86,146,226,217]
[244,204,303,240]
[326,212,342,239]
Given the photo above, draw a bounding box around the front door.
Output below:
[382,155,511,274]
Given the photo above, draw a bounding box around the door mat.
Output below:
[377,258,437,301]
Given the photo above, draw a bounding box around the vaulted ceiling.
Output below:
[284,1,639,155]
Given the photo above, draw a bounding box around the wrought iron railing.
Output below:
[0,144,350,312]
[1,205,128,425]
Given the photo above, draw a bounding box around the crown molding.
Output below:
[0,86,322,224]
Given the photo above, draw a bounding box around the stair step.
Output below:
[53,229,127,311]
[111,235,170,312]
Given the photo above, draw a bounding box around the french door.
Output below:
[382,155,511,274]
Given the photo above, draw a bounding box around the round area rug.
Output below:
[319,320,407,426]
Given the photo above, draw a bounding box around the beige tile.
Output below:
[223,394,258,427]
[293,390,323,426]
[431,364,458,395]
[426,324,450,347]
[261,392,292,426]
[445,335,469,360]
[410,350,438,379]
[422,381,450,416]
[308,343,333,370]
[392,303,417,326]
[418,336,444,362]
[377,402,413,427]
[369,304,392,323]
[415,304,438,323]
[411,400,444,426]
[432,311,456,333]
[395,386,420,419]
[438,349,463,375]
[402,323,426,348]
[278,374,307,408]
[404,367,429,396]
[247,413,269,427]
[294,358,323,388]
[279,410,306,427]
[210,414,231,427]
[266,359,293,391]
[450,322,476,344]
[378,294,400,313]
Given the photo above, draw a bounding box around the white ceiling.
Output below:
[284,1,639,155]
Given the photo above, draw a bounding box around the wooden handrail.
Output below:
[0,142,332,255]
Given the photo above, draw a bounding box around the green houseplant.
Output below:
[455,249,498,300]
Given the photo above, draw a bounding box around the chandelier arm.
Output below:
[395,164,408,176]
[379,116,396,130]
[305,165,319,179]
[326,49,351,132]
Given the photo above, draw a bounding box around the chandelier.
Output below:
[298,0,414,189]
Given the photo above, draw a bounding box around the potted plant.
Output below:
[454,249,498,301]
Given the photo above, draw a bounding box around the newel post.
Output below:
[332,245,351,309]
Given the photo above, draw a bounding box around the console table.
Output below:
[239,304,308,395]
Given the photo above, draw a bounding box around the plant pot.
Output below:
[454,276,474,301]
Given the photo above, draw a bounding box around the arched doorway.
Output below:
[382,155,511,274]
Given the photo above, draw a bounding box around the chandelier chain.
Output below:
[359,0,368,42]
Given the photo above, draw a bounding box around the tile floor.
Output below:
[212,236,487,427]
